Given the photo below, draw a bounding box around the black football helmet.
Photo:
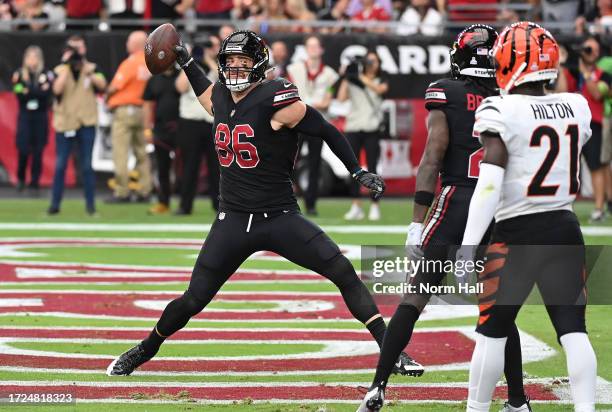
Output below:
[450,24,498,79]
[217,30,269,92]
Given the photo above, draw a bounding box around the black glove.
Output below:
[174,42,192,68]
[352,169,385,201]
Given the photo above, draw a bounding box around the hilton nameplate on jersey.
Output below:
[530,102,575,120]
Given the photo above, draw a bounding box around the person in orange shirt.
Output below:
[106,30,152,203]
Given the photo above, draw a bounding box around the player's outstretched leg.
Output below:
[107,212,253,375]
[264,212,423,377]
[500,323,532,412]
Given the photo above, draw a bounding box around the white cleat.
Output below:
[368,204,381,221]
[499,397,532,412]
[356,385,384,412]
[345,204,365,220]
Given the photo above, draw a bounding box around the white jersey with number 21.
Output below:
[473,93,592,223]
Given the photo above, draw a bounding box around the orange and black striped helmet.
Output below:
[491,21,559,92]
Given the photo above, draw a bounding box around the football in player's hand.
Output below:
[144,23,180,75]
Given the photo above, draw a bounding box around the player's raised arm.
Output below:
[273,100,386,200]
[174,43,214,117]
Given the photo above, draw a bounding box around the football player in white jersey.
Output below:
[458,22,597,412]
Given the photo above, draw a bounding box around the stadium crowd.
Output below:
[0,0,611,35]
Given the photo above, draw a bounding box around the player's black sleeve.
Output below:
[266,78,301,113]
[293,105,360,174]
[424,80,450,112]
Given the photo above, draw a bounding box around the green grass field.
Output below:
[0,197,610,411]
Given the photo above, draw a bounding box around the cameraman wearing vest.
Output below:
[48,34,106,216]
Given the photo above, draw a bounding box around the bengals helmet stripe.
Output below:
[492,21,559,92]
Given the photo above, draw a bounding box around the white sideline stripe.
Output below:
[1,223,611,236]
[0,299,42,308]
[0,289,339,296]
[0,337,379,361]
[134,299,335,313]
[0,326,370,333]
[14,267,320,279]
[0,311,356,322]
[0,280,329,286]
[0,260,319,275]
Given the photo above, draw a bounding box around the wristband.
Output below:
[414,190,435,207]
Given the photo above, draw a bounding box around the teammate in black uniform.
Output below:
[107,31,423,377]
[358,25,530,412]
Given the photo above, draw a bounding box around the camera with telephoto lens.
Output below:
[62,45,83,70]
[344,55,377,87]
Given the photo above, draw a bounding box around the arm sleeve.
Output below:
[293,105,361,174]
[424,81,449,111]
[473,97,507,143]
[461,162,505,245]
[268,78,301,114]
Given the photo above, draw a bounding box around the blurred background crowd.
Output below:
[1,0,611,223]
[0,0,610,35]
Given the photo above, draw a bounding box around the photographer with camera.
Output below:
[12,45,53,194]
[48,34,106,216]
[174,35,220,215]
[557,35,612,222]
[287,35,339,216]
[337,50,388,221]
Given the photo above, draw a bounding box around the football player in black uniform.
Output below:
[107,31,423,377]
[358,25,531,412]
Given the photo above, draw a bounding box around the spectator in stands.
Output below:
[16,0,48,31]
[446,0,498,24]
[497,6,520,25]
[218,23,235,40]
[397,0,443,36]
[196,0,232,19]
[556,35,612,222]
[65,0,103,30]
[49,35,107,215]
[12,45,53,194]
[149,0,193,20]
[105,0,145,30]
[576,0,612,34]
[142,65,180,215]
[598,49,612,213]
[317,0,350,33]
[175,37,220,215]
[285,0,316,32]
[254,0,288,33]
[233,0,264,20]
[337,50,388,221]
[0,0,14,23]
[347,0,392,17]
[269,40,289,78]
[106,31,152,204]
[287,35,339,215]
[540,0,579,32]
[351,0,391,33]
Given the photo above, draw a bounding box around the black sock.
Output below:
[141,325,166,357]
[370,304,420,390]
[366,316,387,348]
[505,323,527,407]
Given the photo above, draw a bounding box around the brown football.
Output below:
[144,23,180,75]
